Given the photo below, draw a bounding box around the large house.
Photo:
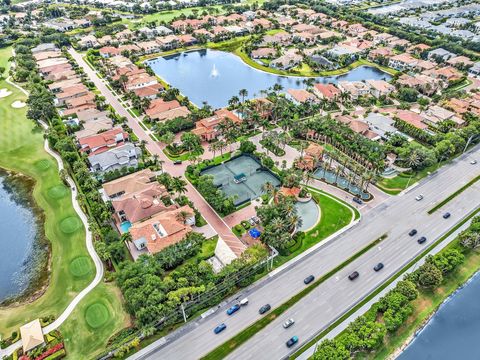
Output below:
[78,127,129,155]
[192,109,241,141]
[313,83,341,100]
[88,143,141,173]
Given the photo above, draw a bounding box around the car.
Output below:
[214,323,227,334]
[286,336,299,348]
[443,212,451,219]
[471,160,477,165]
[348,271,359,280]
[374,263,384,272]
[303,275,315,284]
[353,197,363,205]
[173,160,182,165]
[259,304,271,314]
[283,318,295,329]
[226,304,240,315]
[417,236,427,244]
[239,298,249,306]
[415,194,424,201]
[409,229,418,237]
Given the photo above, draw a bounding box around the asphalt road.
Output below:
[132,147,480,360]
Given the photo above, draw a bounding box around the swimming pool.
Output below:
[295,199,320,232]
[120,221,132,233]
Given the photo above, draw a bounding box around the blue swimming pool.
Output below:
[120,221,132,233]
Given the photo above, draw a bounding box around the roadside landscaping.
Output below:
[201,233,388,360]
[428,174,480,214]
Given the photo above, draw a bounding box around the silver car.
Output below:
[283,318,295,329]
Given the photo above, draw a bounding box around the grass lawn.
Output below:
[0,78,93,337]
[59,284,131,360]
[376,169,430,195]
[274,189,357,267]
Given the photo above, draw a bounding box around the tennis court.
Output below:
[201,155,280,206]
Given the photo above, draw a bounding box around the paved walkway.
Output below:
[68,48,246,257]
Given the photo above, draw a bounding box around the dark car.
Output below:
[303,275,315,284]
[374,263,384,272]
[417,236,427,244]
[443,212,451,219]
[353,197,363,205]
[173,160,182,165]
[214,323,227,334]
[286,336,299,348]
[348,271,360,280]
[409,229,418,237]
[259,304,271,314]
[226,304,240,315]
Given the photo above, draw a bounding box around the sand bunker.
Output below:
[11,100,26,108]
[0,88,12,98]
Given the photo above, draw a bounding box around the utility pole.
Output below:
[181,304,187,323]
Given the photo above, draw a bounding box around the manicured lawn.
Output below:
[376,170,429,195]
[274,190,357,266]
[59,284,130,359]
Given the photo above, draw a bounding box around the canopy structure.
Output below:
[20,319,44,353]
[249,228,261,239]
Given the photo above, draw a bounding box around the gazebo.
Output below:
[20,319,45,353]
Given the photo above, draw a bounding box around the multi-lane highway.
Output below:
[131,147,480,360]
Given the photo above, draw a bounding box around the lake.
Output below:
[0,170,45,303]
[146,49,392,109]
[398,271,480,360]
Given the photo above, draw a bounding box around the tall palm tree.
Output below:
[239,89,248,104]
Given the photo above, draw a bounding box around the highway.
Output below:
[131,147,480,360]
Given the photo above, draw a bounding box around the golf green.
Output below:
[47,185,69,200]
[34,159,51,171]
[69,256,93,278]
[60,216,82,234]
[85,302,110,329]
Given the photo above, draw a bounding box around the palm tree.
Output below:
[176,210,192,224]
[261,181,275,196]
[228,95,240,108]
[171,176,187,195]
[239,89,248,104]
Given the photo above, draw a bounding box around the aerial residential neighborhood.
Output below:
[0,0,480,360]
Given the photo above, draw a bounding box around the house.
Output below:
[48,78,81,93]
[270,53,302,70]
[425,66,464,82]
[428,48,456,62]
[78,127,129,155]
[326,45,362,59]
[447,56,474,68]
[32,43,57,53]
[65,93,96,109]
[336,115,379,140]
[154,107,191,122]
[54,84,90,107]
[365,80,395,98]
[313,83,341,100]
[192,109,241,141]
[78,34,99,49]
[338,81,371,99]
[407,43,431,55]
[388,53,418,71]
[177,34,197,46]
[20,319,45,353]
[156,35,179,50]
[74,118,114,139]
[33,50,62,61]
[394,110,428,130]
[88,143,141,173]
[129,205,195,255]
[138,40,162,54]
[421,105,465,127]
[76,109,110,123]
[285,89,317,104]
[99,46,121,58]
[469,62,480,77]
[368,47,394,61]
[102,169,158,199]
[364,113,397,139]
[124,73,159,92]
[251,47,276,59]
[146,98,182,119]
[133,83,164,100]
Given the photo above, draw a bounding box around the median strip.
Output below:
[292,206,480,359]
[200,234,388,360]
[428,174,480,214]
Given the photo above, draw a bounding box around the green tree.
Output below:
[417,262,443,288]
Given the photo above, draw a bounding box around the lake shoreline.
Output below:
[0,168,51,308]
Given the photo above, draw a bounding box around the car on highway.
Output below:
[259,304,271,314]
[417,236,427,244]
[286,336,299,348]
[443,212,451,219]
[348,271,360,280]
[471,160,477,165]
[239,298,249,306]
[353,197,363,205]
[214,323,227,334]
[415,194,424,201]
[226,304,240,315]
[409,229,418,236]
[303,275,315,284]
[374,263,384,272]
[283,318,295,329]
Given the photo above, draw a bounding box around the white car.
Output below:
[283,318,295,329]
[415,195,424,201]
[239,298,249,306]
[471,160,477,165]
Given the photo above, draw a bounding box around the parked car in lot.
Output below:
[409,229,418,236]
[374,263,384,272]
[417,236,427,244]
[353,197,363,205]
[303,275,315,284]
[348,271,359,280]
[415,194,424,201]
[239,298,249,306]
[283,318,295,329]
[214,323,227,334]
[226,304,240,315]
[259,304,271,314]
[286,336,299,348]
[443,212,451,219]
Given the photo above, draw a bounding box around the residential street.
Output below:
[130,146,480,360]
